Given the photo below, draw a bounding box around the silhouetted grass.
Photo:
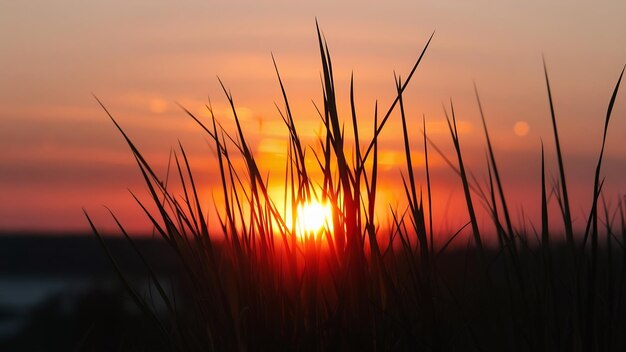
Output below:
[88,24,626,351]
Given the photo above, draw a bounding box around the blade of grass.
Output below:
[542,59,575,249]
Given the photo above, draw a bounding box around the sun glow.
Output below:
[295,201,334,237]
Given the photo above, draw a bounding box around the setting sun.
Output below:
[295,201,333,237]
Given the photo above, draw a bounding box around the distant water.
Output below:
[0,276,96,309]
[0,274,173,341]
[0,276,119,338]
[0,235,179,342]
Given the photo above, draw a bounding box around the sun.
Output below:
[295,201,333,237]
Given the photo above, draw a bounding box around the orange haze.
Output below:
[1,1,626,237]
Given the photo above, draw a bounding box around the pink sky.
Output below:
[1,1,625,234]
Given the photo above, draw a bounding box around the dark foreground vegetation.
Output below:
[5,236,626,351]
[87,24,626,351]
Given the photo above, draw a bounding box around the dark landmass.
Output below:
[0,232,179,277]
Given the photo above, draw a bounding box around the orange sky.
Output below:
[1,1,625,234]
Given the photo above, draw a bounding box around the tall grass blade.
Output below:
[444,101,483,250]
[542,59,575,249]
[474,84,515,245]
[582,65,624,351]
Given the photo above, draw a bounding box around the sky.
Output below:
[1,0,625,234]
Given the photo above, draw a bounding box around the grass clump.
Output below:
[87,24,626,351]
